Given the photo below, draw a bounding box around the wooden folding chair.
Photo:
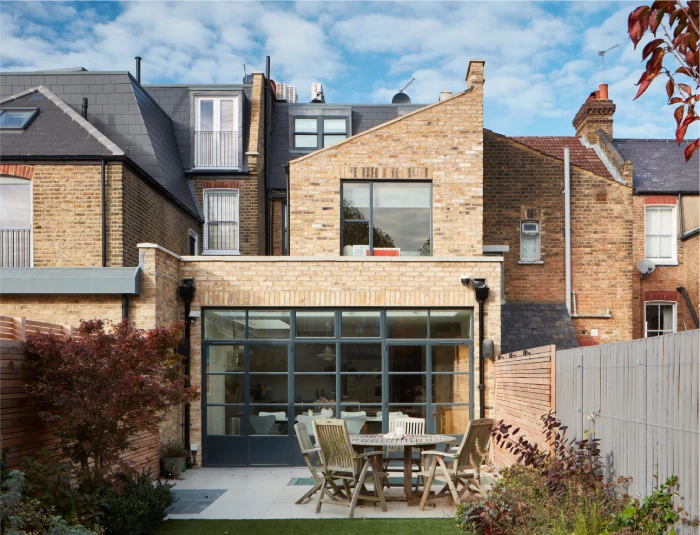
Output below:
[382,417,425,491]
[418,418,493,510]
[313,418,388,518]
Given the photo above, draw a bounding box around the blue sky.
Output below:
[0,1,681,138]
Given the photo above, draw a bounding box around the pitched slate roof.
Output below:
[511,136,613,179]
[501,303,578,354]
[614,139,700,194]
[0,71,201,219]
[1,87,122,157]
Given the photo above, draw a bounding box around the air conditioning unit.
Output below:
[287,85,297,103]
[311,82,325,103]
[275,82,288,101]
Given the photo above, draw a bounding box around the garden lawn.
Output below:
[156,518,459,535]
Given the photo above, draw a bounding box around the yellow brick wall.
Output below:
[288,62,485,258]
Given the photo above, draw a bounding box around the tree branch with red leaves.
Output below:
[24,319,199,488]
[629,0,700,160]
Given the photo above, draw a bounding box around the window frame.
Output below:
[0,108,39,130]
[193,95,241,169]
[292,116,349,150]
[188,229,200,256]
[644,301,677,338]
[519,219,541,263]
[0,176,33,267]
[645,204,678,265]
[203,188,240,255]
[340,180,433,257]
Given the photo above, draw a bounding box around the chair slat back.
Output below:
[294,422,314,452]
[313,418,358,475]
[453,418,493,474]
[388,417,425,453]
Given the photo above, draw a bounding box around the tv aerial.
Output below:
[637,258,656,280]
[598,44,620,83]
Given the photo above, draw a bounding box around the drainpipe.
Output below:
[264,56,271,255]
[564,147,572,315]
[178,280,196,453]
[101,160,107,267]
[121,295,129,319]
[677,287,700,328]
[473,279,490,419]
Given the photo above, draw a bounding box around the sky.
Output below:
[0,1,685,138]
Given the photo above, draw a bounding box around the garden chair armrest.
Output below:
[356,451,384,459]
[302,447,321,455]
[420,450,456,458]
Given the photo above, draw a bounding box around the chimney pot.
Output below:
[439,91,453,102]
[598,83,609,100]
[135,56,142,84]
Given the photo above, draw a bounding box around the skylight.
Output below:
[0,108,39,129]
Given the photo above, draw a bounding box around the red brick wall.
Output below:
[483,131,634,344]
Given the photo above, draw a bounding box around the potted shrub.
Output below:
[160,440,188,479]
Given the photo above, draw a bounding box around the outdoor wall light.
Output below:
[188,310,201,322]
[460,276,471,286]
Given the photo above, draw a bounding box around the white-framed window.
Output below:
[645,301,677,337]
[645,205,677,264]
[520,220,541,262]
[0,176,32,267]
[203,189,239,255]
[188,229,199,256]
[194,96,239,168]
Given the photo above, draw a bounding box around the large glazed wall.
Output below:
[288,62,485,257]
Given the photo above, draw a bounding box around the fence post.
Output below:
[13,317,26,342]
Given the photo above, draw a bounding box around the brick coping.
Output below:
[136,243,502,263]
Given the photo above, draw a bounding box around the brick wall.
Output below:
[0,294,124,325]
[288,61,485,257]
[483,131,634,345]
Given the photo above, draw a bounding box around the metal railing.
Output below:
[205,222,239,253]
[194,131,239,168]
[0,229,31,267]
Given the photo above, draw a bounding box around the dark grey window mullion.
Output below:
[288,342,294,427]
[369,183,374,253]
[426,341,433,434]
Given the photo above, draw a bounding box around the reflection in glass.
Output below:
[388,345,426,372]
[432,345,471,373]
[250,344,288,372]
[389,374,426,403]
[295,118,318,132]
[324,118,347,133]
[207,375,244,404]
[341,311,381,338]
[341,374,381,403]
[251,406,288,435]
[296,311,335,338]
[387,310,428,338]
[295,374,336,403]
[295,343,336,372]
[430,310,472,339]
[372,183,431,256]
[341,343,381,372]
[339,405,379,434]
[432,374,470,403]
[324,135,346,147]
[207,345,245,373]
[249,374,288,403]
[342,222,370,256]
[435,406,470,434]
[207,405,244,436]
[294,135,317,148]
[342,183,370,220]
[204,310,245,339]
[248,311,290,339]
[388,405,426,421]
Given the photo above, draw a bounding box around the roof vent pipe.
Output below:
[439,91,453,101]
[135,56,142,83]
[81,98,88,119]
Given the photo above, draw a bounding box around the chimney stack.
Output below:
[572,83,615,143]
[439,91,453,102]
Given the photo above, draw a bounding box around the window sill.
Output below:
[518,260,544,265]
[646,259,678,266]
[203,250,240,256]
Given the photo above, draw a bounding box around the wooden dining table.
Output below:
[350,433,457,502]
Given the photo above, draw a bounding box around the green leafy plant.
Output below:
[100,471,174,535]
[607,476,680,535]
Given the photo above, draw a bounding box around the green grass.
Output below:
[156,518,459,535]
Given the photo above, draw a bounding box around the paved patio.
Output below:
[166,467,456,520]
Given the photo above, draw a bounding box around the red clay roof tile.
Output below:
[511,136,612,179]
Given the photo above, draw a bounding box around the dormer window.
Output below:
[0,108,39,130]
[194,96,239,168]
[293,117,348,149]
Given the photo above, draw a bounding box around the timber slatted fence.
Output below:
[0,316,159,473]
[493,344,555,466]
[556,330,699,532]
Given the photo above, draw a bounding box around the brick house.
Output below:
[0,61,696,467]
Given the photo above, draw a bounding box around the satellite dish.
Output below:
[637,258,656,279]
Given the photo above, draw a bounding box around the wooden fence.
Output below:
[556,330,699,532]
[493,344,555,466]
[0,316,159,473]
